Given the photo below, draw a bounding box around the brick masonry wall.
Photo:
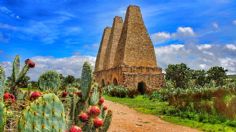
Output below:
[95,27,111,72]
[94,5,165,91]
[103,16,123,70]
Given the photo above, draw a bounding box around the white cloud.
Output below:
[233,20,236,25]
[197,44,212,50]
[199,64,207,69]
[174,27,195,37]
[212,22,219,29]
[225,44,236,51]
[155,43,236,75]
[0,55,96,81]
[219,58,236,74]
[151,32,171,44]
[151,27,195,44]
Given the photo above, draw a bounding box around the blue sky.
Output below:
[0,0,236,79]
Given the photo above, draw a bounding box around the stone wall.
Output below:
[95,27,111,72]
[94,5,165,92]
[113,5,157,68]
[103,16,123,70]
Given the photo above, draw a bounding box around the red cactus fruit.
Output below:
[75,91,82,97]
[25,59,35,68]
[3,93,15,104]
[69,125,82,132]
[78,112,89,122]
[89,106,101,117]
[61,91,68,98]
[98,97,105,105]
[30,91,41,100]
[93,117,103,128]
[103,105,108,110]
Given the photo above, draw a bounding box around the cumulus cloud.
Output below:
[152,27,195,44]
[197,44,212,50]
[151,32,171,44]
[155,43,236,75]
[225,44,236,51]
[0,55,96,81]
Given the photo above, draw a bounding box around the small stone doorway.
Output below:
[137,82,146,94]
[113,78,118,85]
[101,79,105,87]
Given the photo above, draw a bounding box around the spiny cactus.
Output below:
[9,55,35,97]
[90,84,99,105]
[99,110,112,132]
[0,102,6,131]
[81,62,93,101]
[38,71,61,92]
[69,62,112,131]
[18,93,66,132]
[0,66,5,99]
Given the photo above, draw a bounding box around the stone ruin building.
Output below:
[94,5,164,93]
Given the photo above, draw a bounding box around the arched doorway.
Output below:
[113,78,118,85]
[101,79,105,87]
[137,82,146,94]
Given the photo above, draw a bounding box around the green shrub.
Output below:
[103,85,128,98]
[38,70,61,91]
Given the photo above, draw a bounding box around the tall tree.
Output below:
[166,63,191,88]
[207,66,227,86]
[193,70,208,86]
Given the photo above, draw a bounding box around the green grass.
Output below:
[104,95,236,131]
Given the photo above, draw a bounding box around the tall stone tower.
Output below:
[95,27,111,72]
[103,16,123,70]
[94,5,164,93]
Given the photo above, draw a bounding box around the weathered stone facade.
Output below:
[94,5,164,92]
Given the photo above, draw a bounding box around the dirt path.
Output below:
[105,100,200,132]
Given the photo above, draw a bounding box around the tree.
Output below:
[207,66,227,86]
[192,70,208,86]
[165,63,191,88]
[64,75,75,85]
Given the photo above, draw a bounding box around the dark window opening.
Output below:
[137,82,146,94]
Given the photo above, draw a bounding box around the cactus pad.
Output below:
[0,102,6,131]
[81,62,92,101]
[0,66,5,99]
[18,93,66,132]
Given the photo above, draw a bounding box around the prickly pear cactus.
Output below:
[38,71,61,91]
[18,93,66,132]
[12,55,20,83]
[80,62,92,101]
[9,55,35,97]
[99,110,112,132]
[0,66,5,99]
[0,102,6,132]
[89,83,99,105]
